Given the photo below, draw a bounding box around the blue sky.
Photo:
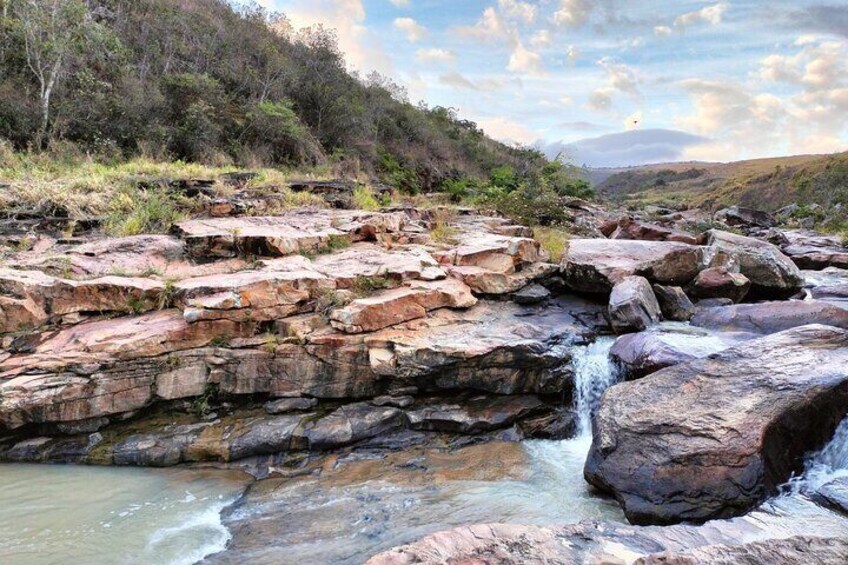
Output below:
[262,1,847,166]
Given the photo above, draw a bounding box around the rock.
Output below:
[696,297,735,308]
[811,284,848,301]
[512,283,551,305]
[652,285,695,321]
[310,243,442,287]
[714,206,776,228]
[435,231,543,271]
[815,478,848,516]
[370,395,415,408]
[448,262,557,295]
[691,300,848,334]
[264,397,318,414]
[781,230,848,270]
[609,217,700,245]
[406,395,545,433]
[173,210,406,259]
[609,276,662,333]
[329,278,476,333]
[687,266,751,303]
[300,402,407,449]
[610,323,750,380]
[585,325,848,524]
[562,239,704,293]
[288,179,357,209]
[367,496,848,564]
[703,230,803,298]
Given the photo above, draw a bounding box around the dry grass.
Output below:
[430,207,459,244]
[533,227,570,263]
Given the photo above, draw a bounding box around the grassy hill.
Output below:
[596,152,848,212]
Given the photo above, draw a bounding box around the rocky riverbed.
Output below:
[2,190,848,563]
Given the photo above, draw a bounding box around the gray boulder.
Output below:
[609,276,662,333]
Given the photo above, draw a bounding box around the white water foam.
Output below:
[571,336,619,437]
[785,415,848,494]
[143,497,235,565]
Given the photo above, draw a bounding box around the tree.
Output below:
[10,0,100,147]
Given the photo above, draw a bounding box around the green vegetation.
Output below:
[533,228,570,263]
[352,184,381,211]
[350,275,392,297]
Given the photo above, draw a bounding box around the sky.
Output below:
[261,0,848,167]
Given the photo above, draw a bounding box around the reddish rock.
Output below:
[609,217,699,245]
[687,266,751,302]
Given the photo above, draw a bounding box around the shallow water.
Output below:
[0,464,248,565]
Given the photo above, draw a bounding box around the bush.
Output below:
[353,184,380,211]
[106,188,185,236]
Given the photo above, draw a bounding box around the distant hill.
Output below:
[594,152,848,211]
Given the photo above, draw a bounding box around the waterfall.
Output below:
[786,415,848,494]
[571,337,619,437]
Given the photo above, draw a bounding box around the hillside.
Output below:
[595,152,848,212]
[0,0,542,193]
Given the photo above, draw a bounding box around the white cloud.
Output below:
[654,25,672,37]
[567,45,580,63]
[439,72,506,91]
[552,0,594,28]
[598,57,641,97]
[498,0,537,25]
[389,0,410,7]
[416,48,455,65]
[674,2,729,28]
[587,88,615,112]
[477,116,539,144]
[560,96,574,106]
[508,41,544,76]
[393,17,426,43]
[455,7,511,43]
[530,30,552,48]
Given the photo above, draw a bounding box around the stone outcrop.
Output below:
[703,230,804,298]
[692,300,848,334]
[652,284,695,321]
[608,276,662,333]
[585,325,848,524]
[687,266,751,302]
[607,216,700,245]
[562,239,704,293]
[715,206,776,228]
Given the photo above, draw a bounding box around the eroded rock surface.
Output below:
[585,325,848,524]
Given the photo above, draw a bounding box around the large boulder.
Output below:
[687,266,751,303]
[608,276,662,333]
[703,230,803,298]
[781,230,848,270]
[692,300,848,334]
[610,324,748,380]
[562,239,704,293]
[714,206,776,228]
[585,325,848,524]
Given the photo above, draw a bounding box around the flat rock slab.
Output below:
[692,300,848,334]
[585,325,848,524]
[174,210,406,258]
[562,239,704,293]
[310,243,442,286]
[367,495,848,564]
[782,230,848,270]
[406,395,544,433]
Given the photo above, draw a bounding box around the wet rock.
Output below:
[609,276,662,333]
[610,324,749,380]
[703,230,803,298]
[585,325,848,524]
[652,285,695,321]
[714,206,776,228]
[329,278,476,333]
[562,239,703,293]
[300,402,407,449]
[264,397,318,414]
[406,395,545,433]
[814,478,848,516]
[696,297,735,308]
[512,283,551,305]
[687,266,751,303]
[367,497,848,564]
[691,300,848,334]
[371,395,415,408]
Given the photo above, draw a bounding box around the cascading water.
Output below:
[571,336,619,437]
[786,415,848,493]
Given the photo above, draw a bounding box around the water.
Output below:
[572,336,619,436]
[785,415,848,493]
[0,464,248,565]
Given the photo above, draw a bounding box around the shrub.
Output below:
[353,184,380,211]
[106,188,185,236]
[534,227,570,263]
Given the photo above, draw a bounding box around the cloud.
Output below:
[674,2,729,28]
[567,45,580,63]
[393,17,426,42]
[654,25,672,36]
[789,5,848,39]
[530,30,552,48]
[624,110,643,130]
[439,72,506,91]
[498,0,537,25]
[552,0,594,27]
[556,121,610,133]
[477,116,539,144]
[389,0,410,7]
[508,41,545,75]
[542,129,711,167]
[416,48,455,65]
[598,57,641,96]
[587,88,615,112]
[455,7,511,43]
